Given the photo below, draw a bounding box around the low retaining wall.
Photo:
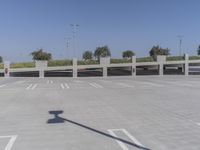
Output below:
[1,55,200,78]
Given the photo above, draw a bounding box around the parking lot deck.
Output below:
[0,76,200,150]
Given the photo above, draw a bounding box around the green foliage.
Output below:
[0,56,3,63]
[82,51,93,60]
[149,45,170,60]
[197,45,200,55]
[136,57,155,62]
[0,63,3,69]
[122,50,135,58]
[48,60,72,67]
[166,56,185,61]
[110,58,132,64]
[94,45,111,61]
[189,56,200,60]
[31,49,52,60]
[78,60,99,65]
[10,62,35,68]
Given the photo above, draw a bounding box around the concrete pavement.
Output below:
[0,76,200,150]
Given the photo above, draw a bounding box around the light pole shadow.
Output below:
[47,110,151,150]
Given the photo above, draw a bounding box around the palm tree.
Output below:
[197,45,200,55]
[82,51,93,61]
[31,49,52,61]
[94,45,111,61]
[0,56,3,63]
[122,50,135,59]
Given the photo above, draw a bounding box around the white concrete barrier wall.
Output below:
[2,54,200,77]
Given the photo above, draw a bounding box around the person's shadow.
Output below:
[47,110,151,150]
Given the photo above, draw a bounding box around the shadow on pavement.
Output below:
[47,110,151,150]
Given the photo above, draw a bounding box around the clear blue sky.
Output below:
[0,0,200,62]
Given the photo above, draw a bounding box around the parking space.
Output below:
[1,76,200,150]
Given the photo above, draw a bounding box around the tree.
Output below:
[82,51,93,60]
[197,45,200,55]
[149,45,170,60]
[122,50,135,59]
[31,49,52,61]
[0,56,3,63]
[94,45,111,61]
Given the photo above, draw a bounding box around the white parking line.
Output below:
[47,80,53,84]
[31,84,38,90]
[74,80,83,83]
[140,81,163,87]
[0,84,6,88]
[89,82,103,88]
[26,84,37,90]
[26,84,33,90]
[117,83,135,88]
[61,83,70,89]
[0,135,18,150]
[99,79,112,83]
[65,83,70,89]
[107,129,143,150]
[196,123,200,126]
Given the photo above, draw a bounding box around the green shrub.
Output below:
[78,60,99,65]
[10,62,35,68]
[48,60,72,67]
[189,56,200,60]
[110,58,132,64]
[136,57,154,62]
[0,63,3,69]
[166,56,185,61]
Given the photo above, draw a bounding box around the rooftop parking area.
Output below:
[0,76,200,150]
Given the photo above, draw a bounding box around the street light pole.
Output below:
[177,35,184,56]
[70,24,79,58]
[65,37,71,58]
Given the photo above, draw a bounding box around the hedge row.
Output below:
[10,62,35,68]
[77,60,99,65]
[110,58,132,64]
[0,63,3,69]
[166,56,185,61]
[189,56,200,60]
[136,57,155,62]
[48,60,72,67]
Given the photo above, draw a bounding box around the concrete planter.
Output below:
[35,60,48,69]
[35,60,48,78]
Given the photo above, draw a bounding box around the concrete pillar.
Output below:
[39,69,44,78]
[159,64,163,76]
[157,55,166,76]
[73,58,77,78]
[132,56,136,76]
[4,61,10,77]
[35,60,47,78]
[185,54,189,76]
[100,57,110,77]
